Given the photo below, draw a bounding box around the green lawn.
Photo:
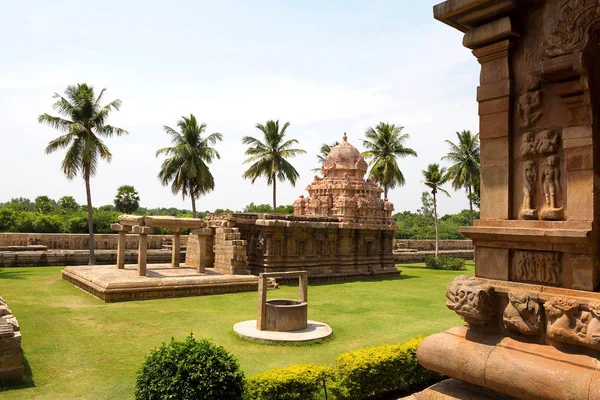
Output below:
[0,263,473,400]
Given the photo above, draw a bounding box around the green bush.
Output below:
[135,334,245,400]
[331,338,439,400]
[424,257,466,271]
[33,215,63,233]
[245,364,332,400]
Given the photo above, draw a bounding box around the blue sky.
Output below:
[0,0,479,214]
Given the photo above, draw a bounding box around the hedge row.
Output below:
[245,338,441,400]
[424,256,466,271]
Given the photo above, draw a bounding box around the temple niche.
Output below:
[294,133,395,227]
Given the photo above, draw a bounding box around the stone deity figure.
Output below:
[521,132,536,156]
[542,155,561,209]
[294,195,306,215]
[536,130,559,154]
[523,161,536,210]
[518,90,542,129]
[327,193,334,213]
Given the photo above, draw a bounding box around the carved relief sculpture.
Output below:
[546,297,600,351]
[520,160,537,220]
[540,155,564,220]
[446,276,495,325]
[543,0,600,58]
[503,292,543,335]
[535,129,559,154]
[512,250,561,286]
[521,131,536,156]
[518,91,542,129]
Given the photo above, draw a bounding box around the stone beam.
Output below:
[144,216,204,230]
[118,215,145,226]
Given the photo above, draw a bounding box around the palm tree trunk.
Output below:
[191,196,197,219]
[433,191,439,258]
[85,173,96,265]
[272,177,277,213]
[468,184,474,225]
[384,185,389,200]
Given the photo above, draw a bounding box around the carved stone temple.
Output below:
[198,134,399,280]
[408,1,600,399]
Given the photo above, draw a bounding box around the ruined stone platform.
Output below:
[62,264,259,302]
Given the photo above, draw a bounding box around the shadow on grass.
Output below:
[0,270,33,280]
[0,350,35,392]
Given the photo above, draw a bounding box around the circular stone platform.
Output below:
[233,320,332,343]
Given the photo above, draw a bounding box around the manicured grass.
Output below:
[0,262,473,400]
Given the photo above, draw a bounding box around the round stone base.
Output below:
[233,320,332,343]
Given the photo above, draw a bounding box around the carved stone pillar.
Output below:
[410,1,600,399]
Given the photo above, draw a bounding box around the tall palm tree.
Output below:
[312,141,339,173]
[422,163,450,258]
[156,115,223,218]
[39,83,128,265]
[443,130,480,224]
[361,122,417,200]
[242,120,306,213]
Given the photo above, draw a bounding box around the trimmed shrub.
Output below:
[135,334,244,400]
[331,338,440,400]
[424,256,466,271]
[245,363,332,400]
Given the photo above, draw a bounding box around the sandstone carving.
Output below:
[543,0,600,58]
[0,296,23,380]
[518,91,542,129]
[535,129,559,154]
[446,276,494,325]
[540,155,564,220]
[294,134,394,228]
[521,131,536,156]
[512,250,561,286]
[520,160,537,220]
[503,292,543,335]
[545,297,600,351]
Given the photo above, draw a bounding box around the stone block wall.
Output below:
[0,233,188,250]
[213,228,249,275]
[0,296,23,380]
[185,233,214,268]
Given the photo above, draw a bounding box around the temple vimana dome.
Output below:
[294,133,395,228]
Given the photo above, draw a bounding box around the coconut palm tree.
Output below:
[312,141,339,173]
[443,130,480,224]
[242,120,306,213]
[156,115,223,218]
[361,122,417,200]
[422,163,450,258]
[39,83,128,265]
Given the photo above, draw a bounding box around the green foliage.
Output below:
[424,257,466,271]
[242,120,306,212]
[245,364,332,400]
[58,196,79,211]
[243,202,294,214]
[244,202,273,213]
[114,185,140,214]
[362,122,417,198]
[331,338,440,400]
[156,114,223,217]
[35,196,58,214]
[135,334,244,400]
[32,215,63,233]
[393,209,478,240]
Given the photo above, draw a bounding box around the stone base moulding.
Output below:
[416,326,600,400]
[233,320,332,343]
